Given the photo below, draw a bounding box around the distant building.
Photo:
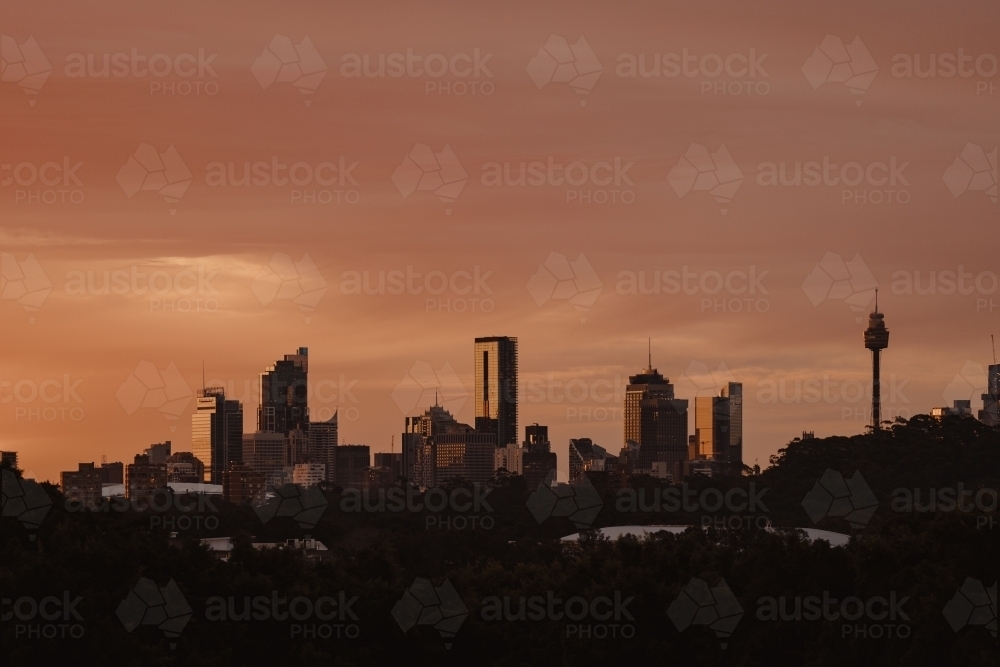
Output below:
[522,451,557,489]
[292,462,326,487]
[419,430,496,487]
[166,452,206,484]
[144,441,172,465]
[259,347,309,435]
[494,443,522,475]
[125,454,167,503]
[979,364,999,426]
[569,438,615,482]
[693,382,743,475]
[403,402,460,481]
[61,463,103,508]
[0,451,18,470]
[242,432,285,486]
[192,388,243,484]
[931,400,974,419]
[474,336,518,446]
[223,464,265,504]
[524,423,551,452]
[308,412,339,482]
[285,428,308,467]
[373,452,402,478]
[364,466,396,489]
[623,361,689,482]
[97,461,124,485]
[332,445,370,490]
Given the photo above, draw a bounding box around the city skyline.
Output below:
[2,1,997,486]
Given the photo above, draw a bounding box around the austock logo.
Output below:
[801,469,878,530]
[116,578,192,649]
[942,143,997,203]
[526,474,603,529]
[116,361,193,426]
[391,360,469,417]
[802,35,878,106]
[801,252,877,323]
[253,483,328,529]
[667,577,743,649]
[251,252,328,323]
[392,143,468,214]
[667,143,743,214]
[1,35,52,106]
[116,143,193,215]
[251,35,327,105]
[1,252,51,323]
[526,35,603,106]
[392,578,468,649]
[1,469,53,539]
[526,252,603,323]
[943,578,997,637]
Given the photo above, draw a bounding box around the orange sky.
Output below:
[2,0,997,482]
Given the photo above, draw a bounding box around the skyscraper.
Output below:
[192,388,243,484]
[259,347,309,435]
[475,336,518,446]
[308,412,339,483]
[623,358,688,481]
[693,382,742,473]
[403,402,459,482]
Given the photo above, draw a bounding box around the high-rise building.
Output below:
[259,347,309,435]
[474,336,518,446]
[61,463,103,508]
[623,360,688,481]
[293,462,326,488]
[97,461,124,485]
[223,464,265,504]
[979,364,999,427]
[332,445,370,490]
[374,452,402,478]
[522,450,557,489]
[494,444,522,475]
[242,432,286,486]
[125,454,167,503]
[690,383,744,477]
[0,451,18,470]
[144,441,172,465]
[416,429,496,488]
[192,388,243,484]
[165,452,206,483]
[308,412,339,481]
[403,402,460,482]
[524,423,550,452]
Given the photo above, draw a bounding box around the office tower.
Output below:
[980,364,999,426]
[308,412,339,482]
[568,438,612,482]
[285,428,308,466]
[332,445,370,490]
[374,452,402,478]
[144,441,172,465]
[242,432,285,486]
[474,336,518,446]
[292,462,326,488]
[522,450,557,489]
[61,463,103,508]
[524,423,550,453]
[0,451,18,469]
[623,358,688,481]
[693,386,741,473]
[494,444,522,475]
[223,464,265,504]
[259,347,310,435]
[192,387,243,484]
[97,461,124,485]
[864,293,890,430]
[125,454,167,503]
[416,429,496,488]
[165,452,206,484]
[403,402,460,482]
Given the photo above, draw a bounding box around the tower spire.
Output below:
[864,293,889,431]
[648,337,651,370]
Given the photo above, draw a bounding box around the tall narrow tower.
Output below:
[863,291,889,430]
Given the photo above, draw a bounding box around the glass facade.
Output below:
[258,347,310,435]
[474,336,518,446]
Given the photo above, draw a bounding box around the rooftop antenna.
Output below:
[992,335,996,365]
[391,434,394,455]
[202,361,205,392]
[647,337,652,371]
